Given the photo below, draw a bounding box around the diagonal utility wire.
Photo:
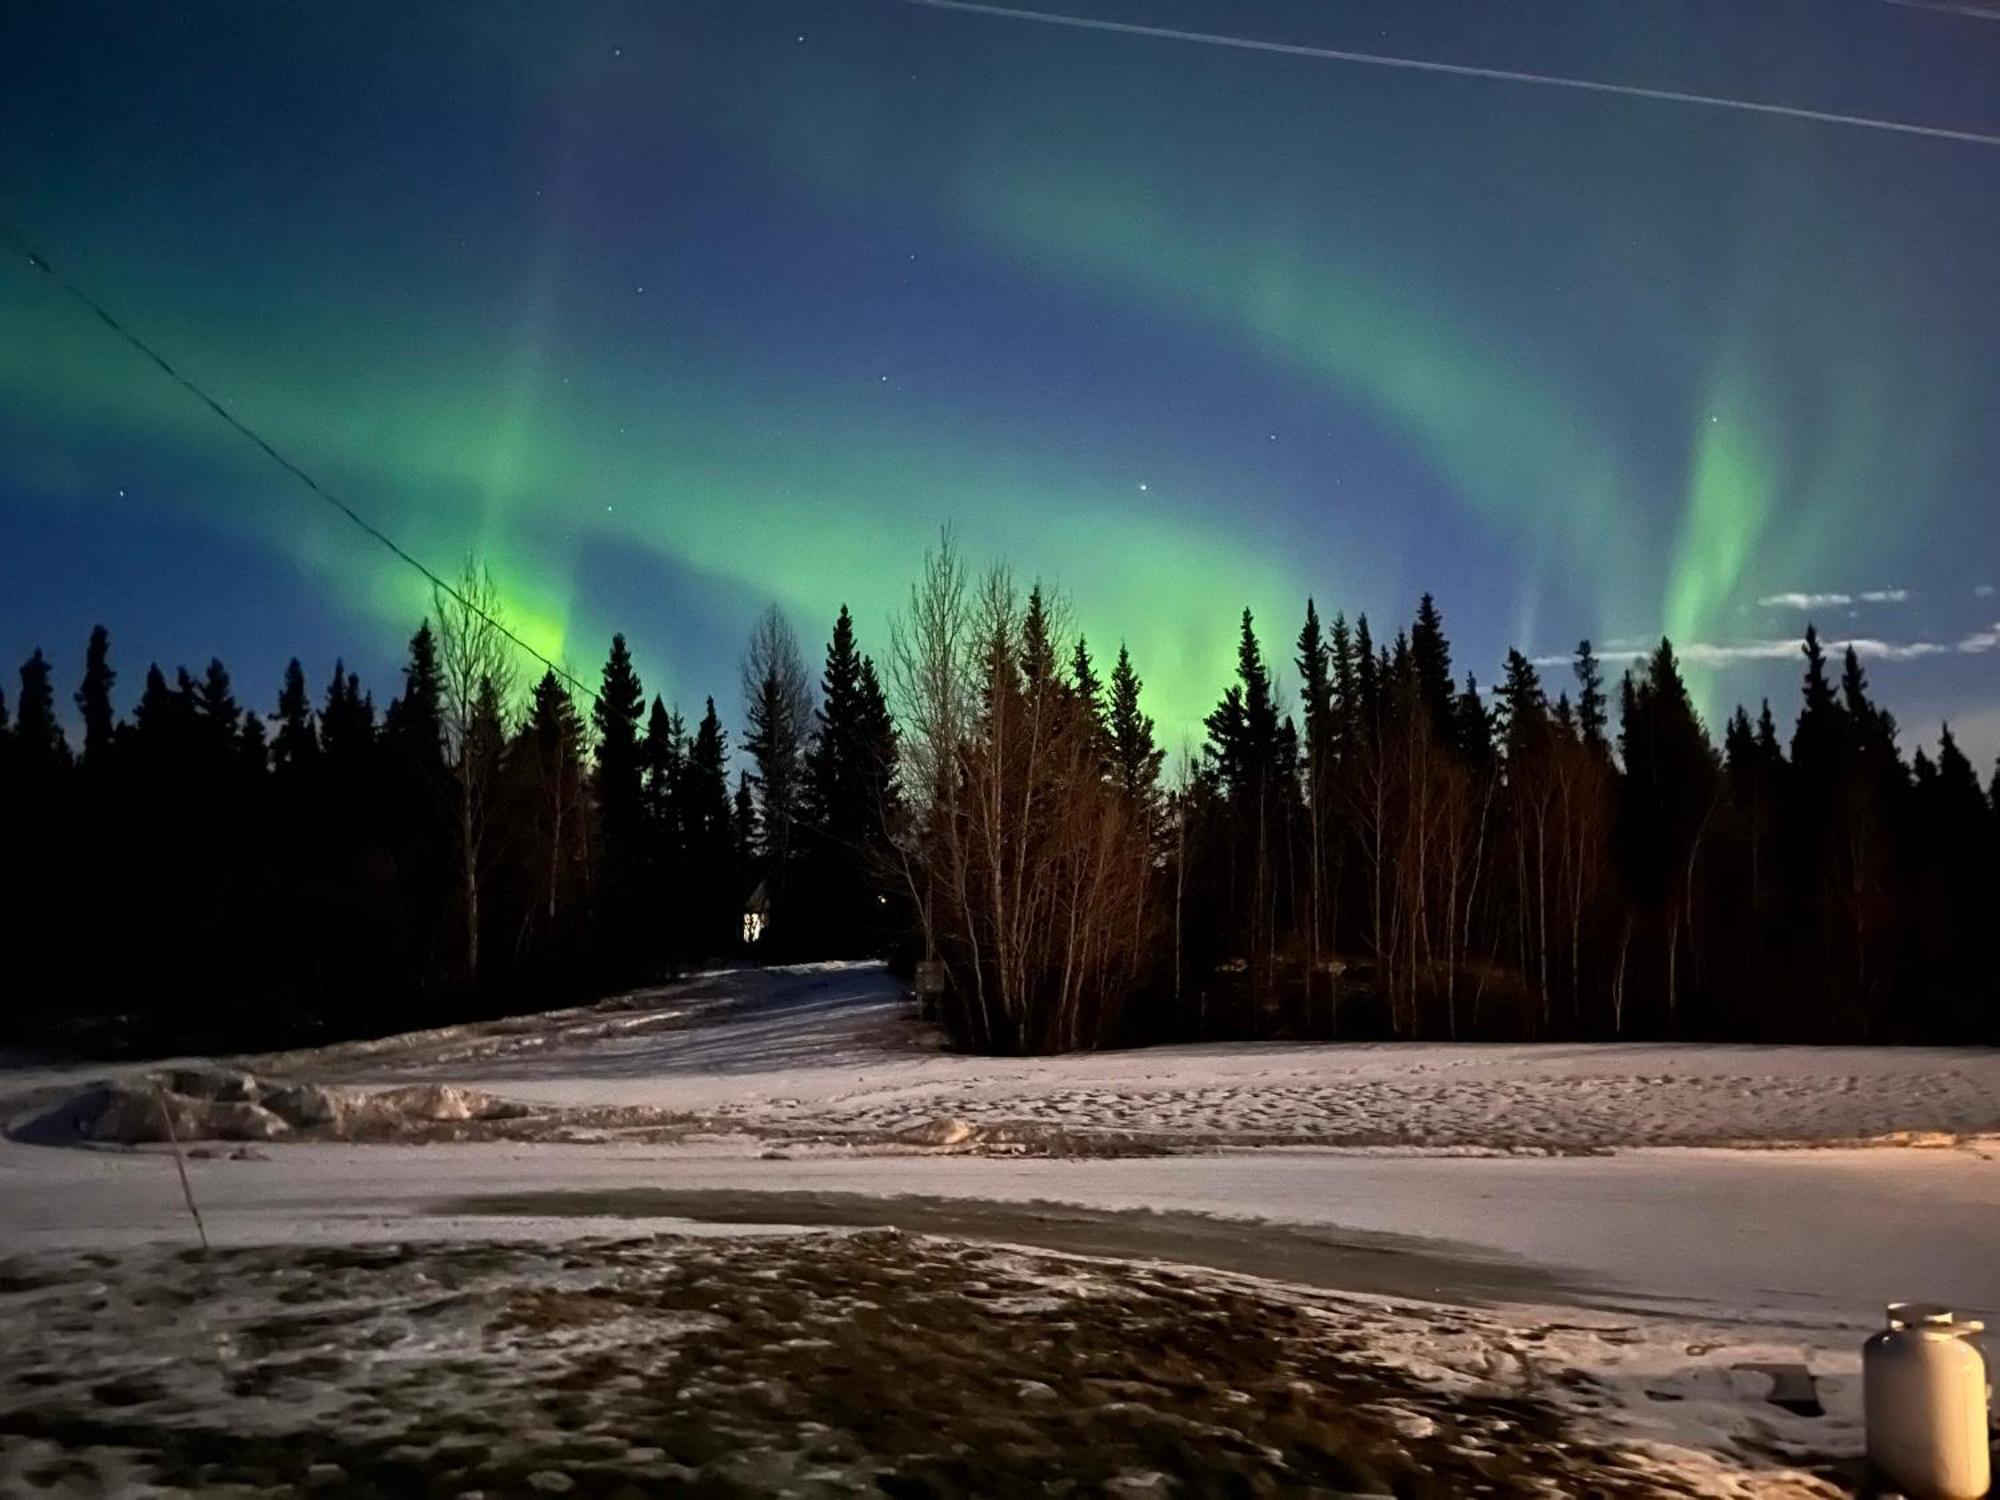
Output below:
[905,0,2000,150]
[0,221,601,706]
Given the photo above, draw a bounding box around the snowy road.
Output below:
[6,1132,1997,1331]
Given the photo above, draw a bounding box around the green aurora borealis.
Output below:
[3,1,1997,758]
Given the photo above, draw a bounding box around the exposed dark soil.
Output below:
[431,1187,1590,1308]
[0,1232,1759,1497]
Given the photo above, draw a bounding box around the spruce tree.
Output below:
[1295,601,1334,800]
[75,625,116,768]
[1498,649,1546,758]
[1572,639,1609,753]
[272,658,318,780]
[193,659,242,750]
[1107,643,1162,808]
[1409,593,1456,750]
[685,698,737,952]
[1204,609,1281,797]
[800,606,869,952]
[1455,672,1495,767]
[734,772,758,882]
[642,696,685,885]
[383,622,445,773]
[1071,635,1109,765]
[1615,639,1720,1034]
[593,634,648,970]
[1019,586,1060,697]
[515,669,589,947]
[13,649,71,772]
[1353,614,1379,748]
[239,708,268,773]
[741,610,811,943]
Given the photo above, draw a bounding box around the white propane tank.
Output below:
[1863,1302,1991,1500]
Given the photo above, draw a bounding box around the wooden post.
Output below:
[154,1085,209,1255]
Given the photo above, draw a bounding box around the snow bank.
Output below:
[13,1067,527,1145]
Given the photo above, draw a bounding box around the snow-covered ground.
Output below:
[238,961,2000,1152]
[4,961,1995,1494]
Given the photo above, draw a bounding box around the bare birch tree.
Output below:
[433,558,516,984]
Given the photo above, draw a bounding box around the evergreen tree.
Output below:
[272,658,318,780]
[734,772,758,883]
[1790,625,1844,778]
[1107,643,1163,809]
[684,698,737,952]
[383,622,445,773]
[1454,672,1495,768]
[1409,593,1456,749]
[1205,610,1282,796]
[593,634,648,972]
[381,622,450,980]
[239,708,268,773]
[518,669,589,941]
[1296,602,1334,800]
[798,606,903,955]
[1615,639,1719,1034]
[642,696,688,955]
[192,659,242,750]
[1498,649,1547,758]
[75,625,116,768]
[1353,614,1380,749]
[1071,635,1109,765]
[741,609,811,943]
[1327,611,1359,759]
[1202,609,1292,1014]
[320,659,374,763]
[13,649,71,772]
[1572,639,1609,753]
[1019,586,1060,698]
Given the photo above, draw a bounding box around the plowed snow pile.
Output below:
[13,1067,547,1145]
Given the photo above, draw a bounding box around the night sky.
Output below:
[4,1,1997,763]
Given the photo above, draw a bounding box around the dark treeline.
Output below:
[0,567,899,1053]
[5,544,1997,1055]
[890,540,1999,1052]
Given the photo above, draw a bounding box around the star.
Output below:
[612,46,622,57]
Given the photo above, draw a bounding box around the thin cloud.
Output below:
[1532,629,1999,670]
[1757,588,1909,610]
[1976,584,1996,599]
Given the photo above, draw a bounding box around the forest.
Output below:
[2,543,1995,1055]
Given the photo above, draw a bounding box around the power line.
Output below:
[905,0,2000,150]
[0,222,601,707]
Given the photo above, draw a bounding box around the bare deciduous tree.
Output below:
[889,536,1157,1053]
[433,558,516,983]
